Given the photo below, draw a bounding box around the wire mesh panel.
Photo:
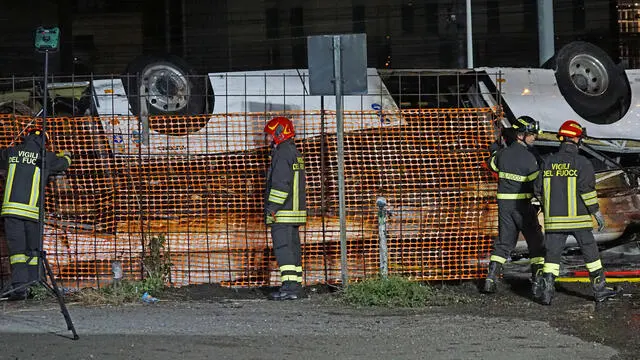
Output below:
[0,107,498,289]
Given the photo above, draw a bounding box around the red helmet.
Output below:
[264,116,295,145]
[24,125,49,140]
[558,120,585,139]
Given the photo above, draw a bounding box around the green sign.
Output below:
[34,27,60,52]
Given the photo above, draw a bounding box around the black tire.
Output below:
[554,41,630,125]
[123,55,212,135]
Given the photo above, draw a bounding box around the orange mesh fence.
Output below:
[0,108,498,289]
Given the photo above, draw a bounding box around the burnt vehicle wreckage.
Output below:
[0,40,639,264]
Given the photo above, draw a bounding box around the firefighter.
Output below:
[533,120,617,305]
[483,116,545,297]
[0,126,71,300]
[264,116,306,300]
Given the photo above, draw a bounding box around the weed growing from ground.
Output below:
[341,276,472,308]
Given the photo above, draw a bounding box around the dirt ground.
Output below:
[1,249,639,359]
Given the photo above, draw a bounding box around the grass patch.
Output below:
[341,276,472,308]
[69,234,172,306]
[71,280,162,306]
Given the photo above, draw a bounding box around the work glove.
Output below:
[594,211,606,232]
[530,197,541,214]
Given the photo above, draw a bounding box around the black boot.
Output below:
[482,261,502,293]
[530,263,544,299]
[539,272,555,305]
[590,269,619,303]
[269,281,300,301]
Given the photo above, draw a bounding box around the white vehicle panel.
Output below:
[480,67,640,141]
[92,69,402,155]
[208,68,398,115]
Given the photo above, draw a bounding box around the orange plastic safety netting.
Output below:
[0,108,499,289]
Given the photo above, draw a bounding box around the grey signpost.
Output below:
[307,33,367,287]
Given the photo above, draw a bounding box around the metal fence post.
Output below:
[377,197,388,278]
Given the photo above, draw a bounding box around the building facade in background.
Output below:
[0,0,623,76]
[618,0,640,68]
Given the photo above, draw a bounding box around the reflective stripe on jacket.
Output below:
[487,141,539,201]
[265,139,307,225]
[534,142,598,232]
[0,136,72,221]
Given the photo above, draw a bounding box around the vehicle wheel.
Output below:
[554,41,630,125]
[123,55,212,135]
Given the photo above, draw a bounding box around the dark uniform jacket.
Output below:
[533,142,599,232]
[264,138,306,225]
[488,141,540,202]
[0,135,72,222]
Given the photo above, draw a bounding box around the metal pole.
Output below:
[40,50,49,256]
[377,197,388,278]
[537,0,555,66]
[333,35,348,287]
[466,0,473,68]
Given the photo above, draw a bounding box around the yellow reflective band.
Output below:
[530,257,545,265]
[4,163,16,204]
[268,195,287,204]
[581,191,598,206]
[544,221,594,230]
[557,277,640,283]
[490,255,507,264]
[10,254,28,264]
[295,266,303,273]
[582,198,598,206]
[29,167,41,207]
[270,189,288,198]
[544,214,592,223]
[2,201,40,217]
[292,171,299,211]
[271,217,307,223]
[281,275,298,282]
[585,259,603,273]
[490,156,498,172]
[28,257,39,265]
[496,193,533,200]
[567,177,577,217]
[543,177,551,220]
[498,171,539,182]
[64,155,72,165]
[526,171,539,181]
[280,265,297,272]
[1,203,40,220]
[543,263,560,276]
[296,276,303,283]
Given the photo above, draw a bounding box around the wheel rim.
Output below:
[568,54,609,97]
[141,64,190,112]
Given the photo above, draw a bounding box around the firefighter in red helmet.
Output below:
[483,115,545,298]
[533,120,618,305]
[0,126,72,300]
[263,116,307,300]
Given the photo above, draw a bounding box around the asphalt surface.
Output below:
[0,295,620,360]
